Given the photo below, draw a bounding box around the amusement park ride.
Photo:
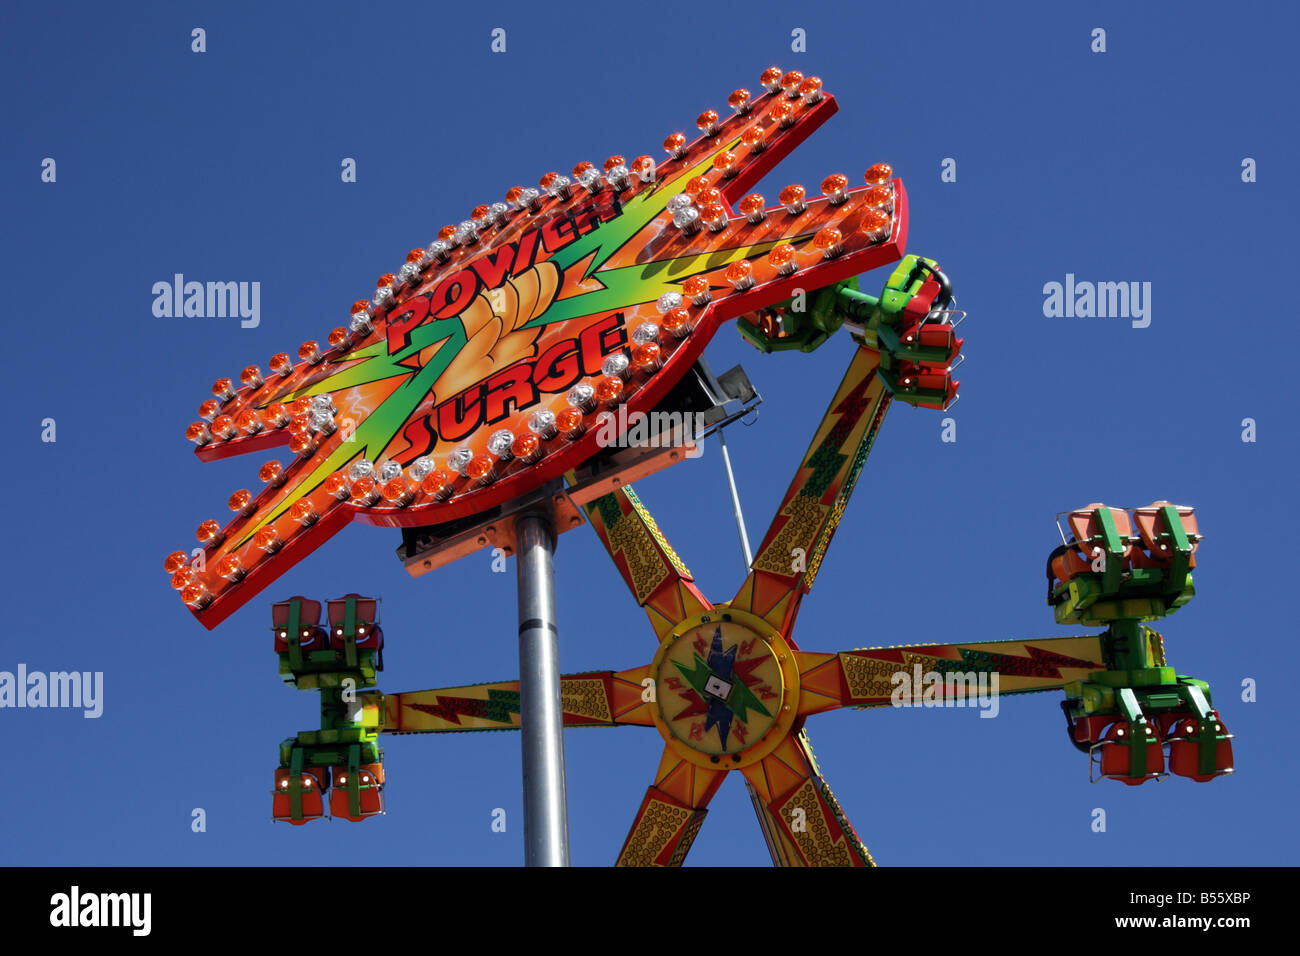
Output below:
[164,66,1233,865]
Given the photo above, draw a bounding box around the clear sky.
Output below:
[1,0,1295,866]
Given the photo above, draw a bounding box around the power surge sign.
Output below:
[168,68,909,628]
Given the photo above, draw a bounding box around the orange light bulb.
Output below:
[185,421,210,445]
[210,415,236,440]
[352,475,378,503]
[682,275,711,304]
[240,366,264,388]
[324,473,351,500]
[420,470,454,500]
[728,88,752,113]
[696,109,720,135]
[741,196,772,230]
[228,489,253,513]
[632,342,662,371]
[253,527,281,552]
[712,150,737,175]
[196,519,223,545]
[779,184,806,214]
[663,132,687,158]
[813,226,843,258]
[696,186,722,208]
[759,66,783,91]
[233,411,258,437]
[740,125,766,152]
[164,551,189,574]
[821,173,849,204]
[376,273,395,289]
[797,76,823,102]
[170,567,194,590]
[684,176,710,198]
[861,184,894,213]
[724,259,754,290]
[556,406,585,437]
[465,455,497,484]
[381,476,411,503]
[603,155,625,172]
[289,499,317,525]
[216,554,244,580]
[700,202,728,232]
[860,208,892,242]
[594,374,624,405]
[780,70,804,94]
[258,460,284,485]
[768,243,797,275]
[864,163,893,185]
[662,308,693,338]
[260,403,288,429]
[511,433,541,464]
[770,100,795,128]
[181,583,209,607]
[269,352,292,376]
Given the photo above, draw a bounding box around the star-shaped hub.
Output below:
[659,620,781,757]
[165,65,916,629]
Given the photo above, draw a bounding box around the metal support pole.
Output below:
[716,429,784,864]
[717,430,753,568]
[515,508,570,866]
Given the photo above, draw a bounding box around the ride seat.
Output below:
[329,762,385,821]
[1165,711,1233,782]
[1096,720,1164,784]
[272,766,329,824]
[1134,501,1199,569]
[272,597,327,653]
[326,594,384,652]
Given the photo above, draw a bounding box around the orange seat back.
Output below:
[1133,502,1199,568]
[272,767,329,823]
[271,596,321,629]
[329,762,385,821]
[327,594,378,627]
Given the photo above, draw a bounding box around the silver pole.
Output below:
[717,430,753,568]
[515,509,570,866]
[716,429,783,865]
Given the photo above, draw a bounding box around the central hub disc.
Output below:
[649,607,800,770]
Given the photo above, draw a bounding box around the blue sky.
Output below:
[1,0,1295,866]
